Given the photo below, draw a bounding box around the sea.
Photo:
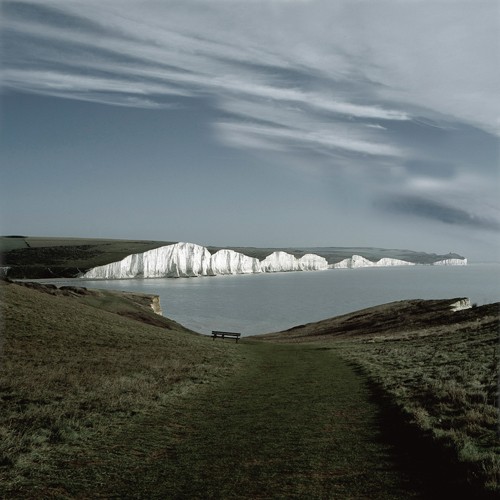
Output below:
[48,263,500,337]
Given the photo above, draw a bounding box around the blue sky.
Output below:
[1,0,499,261]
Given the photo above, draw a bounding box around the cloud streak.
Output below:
[4,1,498,135]
[215,120,403,158]
[2,0,412,161]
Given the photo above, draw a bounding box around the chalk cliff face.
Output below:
[375,258,416,267]
[433,258,468,266]
[83,244,329,279]
[144,242,212,277]
[331,255,467,269]
[259,252,328,272]
[82,242,467,279]
[260,251,300,272]
[83,242,212,279]
[298,254,329,271]
[209,249,261,275]
[331,255,375,269]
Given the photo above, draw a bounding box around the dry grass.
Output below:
[2,281,499,497]
[0,280,244,495]
[257,299,500,496]
[337,320,500,493]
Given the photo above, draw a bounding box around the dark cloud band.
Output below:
[376,195,500,232]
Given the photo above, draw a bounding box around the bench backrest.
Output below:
[212,331,241,337]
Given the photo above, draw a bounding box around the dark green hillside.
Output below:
[0,236,171,278]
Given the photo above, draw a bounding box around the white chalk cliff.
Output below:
[433,258,468,266]
[84,242,212,279]
[259,252,328,272]
[299,253,329,271]
[375,258,416,267]
[82,243,467,279]
[331,255,468,269]
[260,251,300,272]
[331,255,377,269]
[209,249,261,275]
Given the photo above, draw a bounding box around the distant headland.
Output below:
[0,236,466,280]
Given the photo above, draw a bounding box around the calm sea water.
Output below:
[50,263,500,336]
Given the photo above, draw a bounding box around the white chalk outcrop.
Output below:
[331,255,468,269]
[82,244,329,279]
[82,243,467,279]
[209,249,261,275]
[433,258,468,266]
[450,298,472,311]
[260,251,300,272]
[298,254,329,271]
[375,258,416,267]
[331,255,376,269]
[83,242,213,279]
[260,252,328,272]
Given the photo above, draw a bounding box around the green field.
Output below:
[0,236,173,278]
[1,279,497,498]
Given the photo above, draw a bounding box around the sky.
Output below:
[1,0,499,262]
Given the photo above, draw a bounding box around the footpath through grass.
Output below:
[71,342,425,499]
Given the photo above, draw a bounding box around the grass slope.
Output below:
[3,280,495,497]
[107,343,426,499]
[1,236,464,278]
[256,299,500,496]
[1,279,463,498]
[0,236,173,278]
[0,280,245,497]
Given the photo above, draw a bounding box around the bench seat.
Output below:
[211,331,241,343]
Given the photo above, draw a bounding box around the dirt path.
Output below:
[121,342,425,499]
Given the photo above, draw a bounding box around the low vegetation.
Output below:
[0,280,245,497]
[259,299,500,496]
[0,236,172,278]
[1,278,497,497]
[340,320,499,494]
[0,280,429,498]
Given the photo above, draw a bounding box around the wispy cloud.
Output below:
[2,0,412,161]
[215,120,403,158]
[4,0,498,137]
[3,69,189,98]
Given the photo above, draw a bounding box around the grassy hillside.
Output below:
[1,279,423,498]
[1,235,465,279]
[256,299,500,495]
[0,236,172,278]
[0,279,245,497]
[1,279,497,497]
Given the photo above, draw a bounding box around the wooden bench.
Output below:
[211,331,241,343]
